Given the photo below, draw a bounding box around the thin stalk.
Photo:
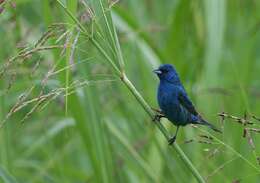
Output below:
[55,1,205,182]
[56,0,121,75]
[98,0,125,71]
[121,73,205,183]
[90,38,121,75]
[55,0,87,34]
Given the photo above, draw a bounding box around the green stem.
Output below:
[121,74,205,183]
[55,1,205,182]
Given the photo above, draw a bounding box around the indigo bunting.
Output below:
[153,64,221,144]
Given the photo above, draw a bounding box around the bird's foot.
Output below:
[168,136,176,145]
[151,108,165,122]
[151,107,163,114]
[152,113,165,122]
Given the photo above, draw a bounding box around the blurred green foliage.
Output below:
[0,0,260,182]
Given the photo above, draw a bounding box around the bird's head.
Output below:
[153,64,180,84]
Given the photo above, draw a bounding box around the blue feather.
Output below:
[153,64,221,143]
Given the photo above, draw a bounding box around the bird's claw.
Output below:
[168,136,176,145]
[152,113,165,122]
[151,108,165,122]
[151,107,163,114]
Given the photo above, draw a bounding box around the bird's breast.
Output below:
[157,84,179,111]
[157,83,188,125]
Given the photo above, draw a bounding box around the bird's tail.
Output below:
[195,116,222,133]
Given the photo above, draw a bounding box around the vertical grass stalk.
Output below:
[55,1,205,182]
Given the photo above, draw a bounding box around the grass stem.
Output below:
[55,1,205,182]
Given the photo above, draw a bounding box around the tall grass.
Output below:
[0,0,260,183]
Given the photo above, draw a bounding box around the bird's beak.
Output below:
[153,69,162,74]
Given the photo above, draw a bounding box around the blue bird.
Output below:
[153,64,221,144]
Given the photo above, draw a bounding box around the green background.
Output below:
[0,0,260,182]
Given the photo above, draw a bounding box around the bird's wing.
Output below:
[178,88,198,116]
